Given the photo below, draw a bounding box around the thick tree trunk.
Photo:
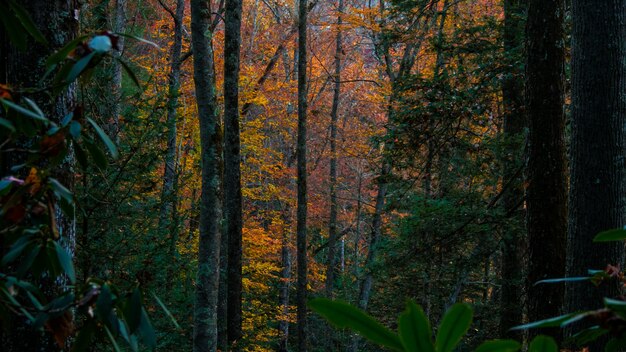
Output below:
[325,0,344,300]
[0,1,79,350]
[190,1,223,351]
[499,0,525,337]
[296,0,309,350]
[566,0,626,346]
[224,0,244,349]
[526,0,567,338]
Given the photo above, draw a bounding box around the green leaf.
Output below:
[87,118,119,159]
[528,335,557,352]
[69,121,81,139]
[7,0,47,45]
[105,325,123,352]
[73,321,95,352]
[153,293,181,329]
[53,241,75,284]
[510,313,580,331]
[308,298,404,351]
[0,2,27,50]
[475,340,521,352]
[0,118,16,132]
[96,284,113,321]
[83,139,108,169]
[594,228,626,242]
[1,237,32,266]
[139,308,157,348]
[117,57,142,88]
[46,35,87,68]
[569,326,608,346]
[398,301,434,352]
[67,51,96,83]
[1,99,48,122]
[88,35,112,53]
[126,289,143,333]
[49,178,73,204]
[116,32,160,48]
[534,277,590,285]
[435,303,473,352]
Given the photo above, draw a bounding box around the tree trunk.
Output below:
[566,0,626,345]
[224,0,244,349]
[350,161,389,352]
[110,0,126,142]
[190,0,223,351]
[526,0,567,338]
[278,226,292,352]
[499,0,525,337]
[296,0,309,350]
[158,0,185,246]
[0,1,79,350]
[325,0,344,300]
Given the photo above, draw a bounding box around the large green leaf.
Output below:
[308,298,404,351]
[398,301,434,352]
[1,98,48,123]
[593,228,626,242]
[510,313,580,331]
[528,335,557,352]
[87,118,119,159]
[475,339,521,352]
[435,303,473,352]
[53,241,75,283]
[534,277,590,285]
[67,51,96,83]
[7,0,47,45]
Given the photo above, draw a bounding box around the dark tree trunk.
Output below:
[190,0,223,351]
[525,0,568,338]
[110,0,126,142]
[224,0,244,349]
[296,0,309,350]
[325,0,344,300]
[499,0,526,337]
[0,1,79,350]
[566,0,626,346]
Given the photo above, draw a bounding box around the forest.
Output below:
[1,0,626,351]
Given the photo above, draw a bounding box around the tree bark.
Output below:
[0,1,79,350]
[499,0,525,337]
[525,0,567,338]
[296,0,309,350]
[224,0,244,349]
[325,0,344,300]
[566,0,626,345]
[190,0,223,351]
[110,0,126,142]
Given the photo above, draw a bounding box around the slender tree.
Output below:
[499,0,525,336]
[566,0,626,331]
[190,0,223,351]
[296,0,309,350]
[325,0,344,300]
[525,0,567,335]
[224,0,244,349]
[158,0,185,277]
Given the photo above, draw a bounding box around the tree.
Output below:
[0,1,78,350]
[325,0,344,301]
[190,0,223,351]
[499,0,525,336]
[566,0,626,327]
[296,0,309,350]
[525,0,568,333]
[224,0,244,349]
